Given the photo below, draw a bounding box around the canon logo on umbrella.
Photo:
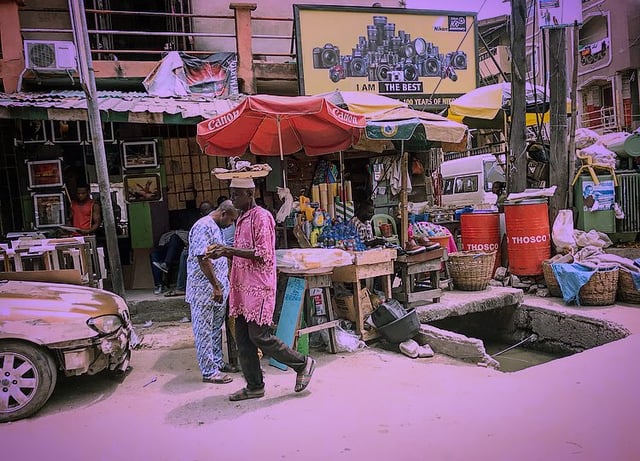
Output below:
[208,110,240,130]
[332,107,361,126]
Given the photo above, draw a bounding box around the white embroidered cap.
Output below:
[229,177,256,189]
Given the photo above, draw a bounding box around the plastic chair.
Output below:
[571,152,618,186]
[371,214,399,245]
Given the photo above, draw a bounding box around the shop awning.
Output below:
[0,91,243,124]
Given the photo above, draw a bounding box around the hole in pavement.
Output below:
[429,305,630,372]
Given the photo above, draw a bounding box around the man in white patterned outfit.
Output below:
[186,200,238,384]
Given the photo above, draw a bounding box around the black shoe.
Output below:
[221,363,240,373]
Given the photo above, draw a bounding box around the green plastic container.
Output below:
[574,175,615,233]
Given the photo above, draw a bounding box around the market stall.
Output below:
[195,93,469,344]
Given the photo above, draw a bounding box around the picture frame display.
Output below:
[20,120,48,144]
[124,173,162,202]
[86,122,115,143]
[50,120,82,143]
[27,159,64,189]
[33,193,66,228]
[122,140,158,169]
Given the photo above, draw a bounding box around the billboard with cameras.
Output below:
[294,5,478,109]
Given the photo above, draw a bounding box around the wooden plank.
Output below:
[403,260,442,276]
[351,248,397,265]
[332,260,395,282]
[269,276,306,371]
[297,320,340,336]
[188,137,200,153]
[407,288,442,304]
[0,269,82,285]
[178,138,189,155]
[395,248,444,264]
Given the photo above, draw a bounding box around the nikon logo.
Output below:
[208,109,240,130]
[332,107,361,126]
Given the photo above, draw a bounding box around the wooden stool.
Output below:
[270,269,339,370]
[394,248,444,308]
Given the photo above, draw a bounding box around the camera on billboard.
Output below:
[312,15,467,83]
[312,43,341,69]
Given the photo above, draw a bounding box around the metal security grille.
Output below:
[616,172,640,233]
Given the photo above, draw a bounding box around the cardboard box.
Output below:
[333,288,374,322]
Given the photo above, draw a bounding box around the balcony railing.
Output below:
[19,6,295,61]
[579,106,617,133]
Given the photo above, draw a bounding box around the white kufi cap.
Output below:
[229,177,255,188]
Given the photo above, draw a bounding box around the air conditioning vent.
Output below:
[24,40,77,71]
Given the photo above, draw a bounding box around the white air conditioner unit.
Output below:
[23,40,77,71]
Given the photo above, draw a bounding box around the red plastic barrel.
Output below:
[461,212,500,273]
[504,199,551,276]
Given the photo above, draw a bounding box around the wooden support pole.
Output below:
[0,0,25,93]
[509,0,528,194]
[230,3,257,94]
[567,22,580,209]
[549,27,568,225]
[400,150,408,248]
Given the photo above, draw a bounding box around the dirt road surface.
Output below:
[3,320,640,461]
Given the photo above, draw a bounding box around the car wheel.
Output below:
[0,341,58,423]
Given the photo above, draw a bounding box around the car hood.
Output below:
[0,280,128,323]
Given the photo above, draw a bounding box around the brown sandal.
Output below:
[294,357,316,393]
[229,387,265,401]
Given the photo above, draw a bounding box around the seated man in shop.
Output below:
[66,183,101,235]
[152,201,214,296]
[350,200,375,243]
[350,200,385,247]
[163,200,214,297]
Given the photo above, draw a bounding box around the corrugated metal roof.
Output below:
[0,90,243,120]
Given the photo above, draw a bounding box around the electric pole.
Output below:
[69,0,125,296]
[510,0,527,193]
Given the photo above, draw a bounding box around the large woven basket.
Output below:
[542,260,562,297]
[579,267,619,306]
[618,269,640,304]
[446,250,496,291]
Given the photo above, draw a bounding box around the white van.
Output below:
[440,154,506,207]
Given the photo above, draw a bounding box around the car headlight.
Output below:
[87,315,123,334]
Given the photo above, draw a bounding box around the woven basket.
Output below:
[618,269,640,304]
[446,250,496,291]
[542,260,562,297]
[579,267,619,306]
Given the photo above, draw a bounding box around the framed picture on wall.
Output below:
[124,173,162,202]
[50,120,82,143]
[19,120,48,144]
[84,145,122,177]
[27,159,64,189]
[122,140,158,169]
[33,193,66,228]
[86,122,115,143]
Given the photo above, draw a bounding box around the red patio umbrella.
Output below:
[196,94,366,158]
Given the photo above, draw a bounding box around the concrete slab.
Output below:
[414,286,524,323]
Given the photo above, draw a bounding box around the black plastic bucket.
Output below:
[376,309,420,343]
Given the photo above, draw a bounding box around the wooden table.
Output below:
[331,248,397,341]
[275,268,339,359]
[394,248,444,308]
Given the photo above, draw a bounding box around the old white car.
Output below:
[0,280,133,423]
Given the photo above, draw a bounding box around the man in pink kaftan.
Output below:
[209,177,316,401]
